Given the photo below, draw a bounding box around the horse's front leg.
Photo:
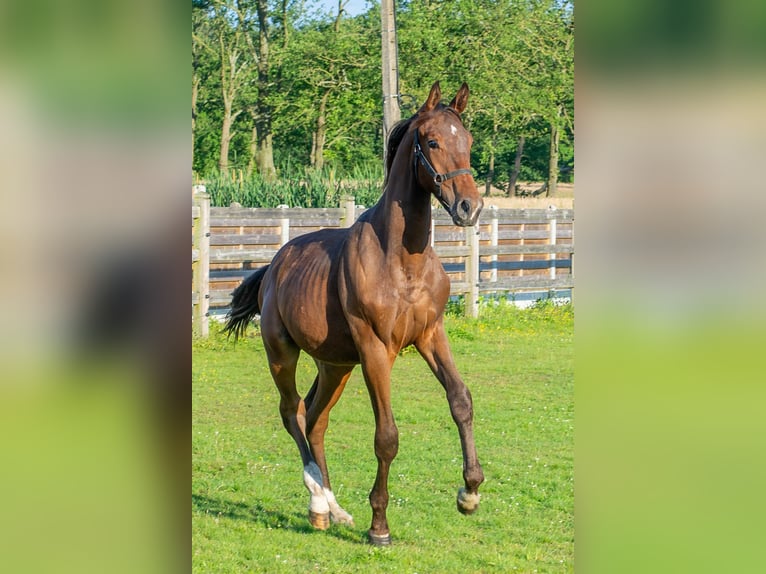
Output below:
[415,320,484,514]
[357,338,398,546]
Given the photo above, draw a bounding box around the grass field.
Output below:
[193,301,573,573]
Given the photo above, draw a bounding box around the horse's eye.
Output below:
[428,140,439,149]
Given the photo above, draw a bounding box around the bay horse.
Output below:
[225,81,484,545]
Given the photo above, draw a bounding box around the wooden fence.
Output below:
[192,189,573,334]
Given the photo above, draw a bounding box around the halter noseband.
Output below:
[413,129,473,211]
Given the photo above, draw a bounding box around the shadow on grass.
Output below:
[192,493,365,544]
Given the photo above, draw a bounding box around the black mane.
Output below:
[384,103,458,182]
[385,115,414,182]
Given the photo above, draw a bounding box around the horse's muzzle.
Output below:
[451,195,483,227]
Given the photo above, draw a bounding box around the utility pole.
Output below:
[380,0,400,151]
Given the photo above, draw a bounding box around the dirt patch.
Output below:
[477,182,574,210]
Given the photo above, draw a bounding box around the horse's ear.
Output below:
[419,81,442,113]
[449,82,470,115]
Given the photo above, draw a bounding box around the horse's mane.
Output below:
[385,115,414,182]
[385,103,458,182]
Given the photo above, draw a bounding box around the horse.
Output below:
[225,81,485,546]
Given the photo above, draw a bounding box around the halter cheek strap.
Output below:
[413,130,473,210]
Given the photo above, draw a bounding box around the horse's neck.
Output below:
[370,156,432,259]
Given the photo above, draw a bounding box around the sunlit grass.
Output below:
[193,301,573,573]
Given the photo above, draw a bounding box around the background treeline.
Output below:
[192,0,573,206]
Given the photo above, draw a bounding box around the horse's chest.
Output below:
[387,280,435,344]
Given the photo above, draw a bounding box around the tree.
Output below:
[193,0,251,176]
[517,1,574,196]
[190,0,575,192]
[235,0,277,181]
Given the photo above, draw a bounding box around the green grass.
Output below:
[193,301,573,573]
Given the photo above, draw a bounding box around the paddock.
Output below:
[192,302,574,572]
[192,189,574,336]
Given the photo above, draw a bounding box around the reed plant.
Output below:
[203,164,384,208]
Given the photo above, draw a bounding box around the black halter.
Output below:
[413,129,473,211]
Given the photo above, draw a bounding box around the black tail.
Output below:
[224,265,269,340]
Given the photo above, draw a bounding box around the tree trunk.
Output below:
[508,135,525,197]
[247,116,258,176]
[310,131,317,168]
[547,122,559,197]
[282,0,289,48]
[255,0,276,182]
[484,118,499,197]
[312,90,331,171]
[484,150,494,197]
[258,134,276,181]
[217,37,243,177]
[219,99,233,175]
[192,72,199,167]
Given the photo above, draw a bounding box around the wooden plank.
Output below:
[210,218,287,227]
[210,217,343,227]
[210,248,279,263]
[435,229,573,242]
[210,233,282,246]
[192,206,200,219]
[494,229,572,240]
[449,282,470,294]
[434,245,470,257]
[480,276,574,291]
[434,208,573,223]
[435,244,572,257]
[211,207,344,219]
[209,292,235,305]
[481,244,574,256]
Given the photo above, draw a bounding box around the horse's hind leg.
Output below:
[305,362,355,526]
[261,318,330,529]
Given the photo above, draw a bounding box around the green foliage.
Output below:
[446,298,574,337]
[193,307,573,572]
[193,0,574,197]
[205,163,383,208]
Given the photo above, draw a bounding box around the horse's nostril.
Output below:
[459,199,471,216]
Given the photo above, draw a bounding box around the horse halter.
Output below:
[413,129,473,211]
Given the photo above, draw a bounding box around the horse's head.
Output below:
[413,82,483,227]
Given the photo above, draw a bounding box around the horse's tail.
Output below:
[224,265,269,340]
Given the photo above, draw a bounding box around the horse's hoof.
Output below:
[309,510,330,530]
[457,487,480,515]
[368,531,392,546]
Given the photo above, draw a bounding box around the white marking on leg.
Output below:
[303,462,329,514]
[457,486,480,512]
[324,487,354,525]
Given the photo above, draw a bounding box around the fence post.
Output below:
[570,208,575,306]
[430,217,436,247]
[465,224,480,318]
[193,186,210,337]
[489,205,498,284]
[341,195,356,228]
[549,214,557,280]
[278,204,290,246]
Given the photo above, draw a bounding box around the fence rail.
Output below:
[192,190,573,332]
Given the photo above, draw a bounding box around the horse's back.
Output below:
[261,228,359,364]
